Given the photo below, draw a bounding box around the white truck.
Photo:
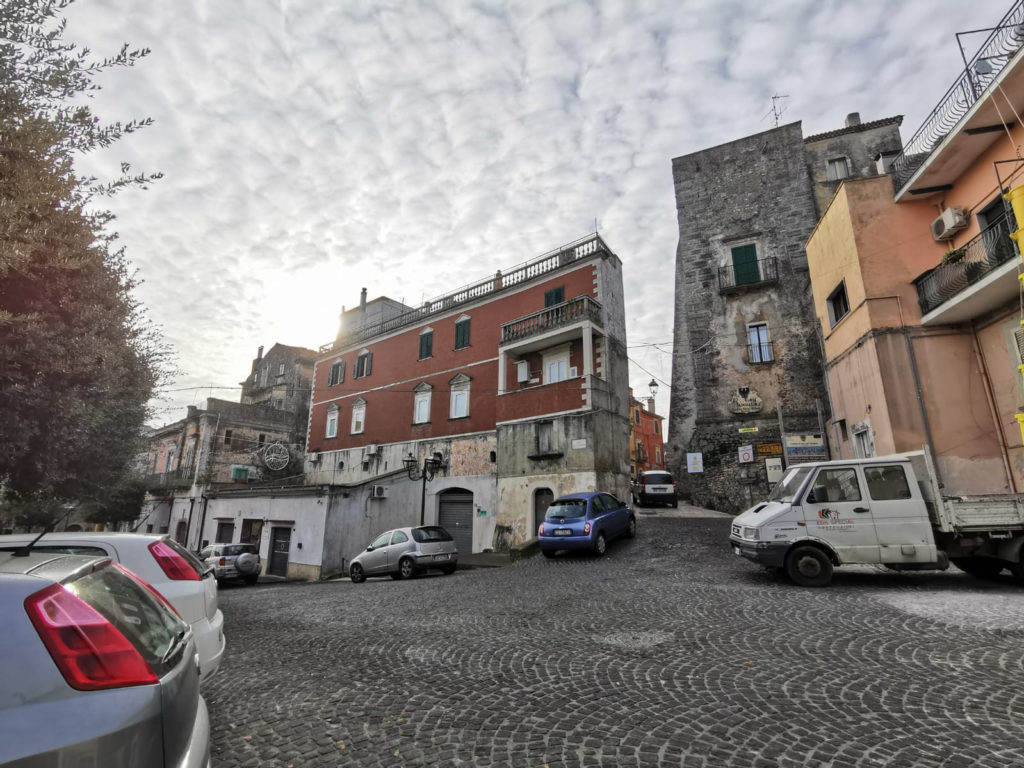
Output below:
[729,450,1024,587]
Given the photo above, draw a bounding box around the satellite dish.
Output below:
[263,442,290,471]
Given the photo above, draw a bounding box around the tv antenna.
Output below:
[763,93,790,127]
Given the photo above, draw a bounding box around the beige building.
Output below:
[805,17,1024,495]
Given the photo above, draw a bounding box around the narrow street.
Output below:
[205,510,1024,767]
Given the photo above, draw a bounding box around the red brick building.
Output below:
[629,389,665,479]
[306,235,629,557]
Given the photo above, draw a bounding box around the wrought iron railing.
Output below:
[320,234,613,353]
[890,0,1024,192]
[747,341,775,365]
[143,472,193,490]
[915,214,1018,315]
[500,295,603,344]
[718,256,778,292]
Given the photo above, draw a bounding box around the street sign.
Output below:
[686,453,704,473]
[756,442,783,457]
[765,457,784,483]
[738,445,754,463]
[784,434,828,464]
[738,427,758,433]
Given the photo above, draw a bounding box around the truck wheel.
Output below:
[951,557,1004,580]
[785,546,833,587]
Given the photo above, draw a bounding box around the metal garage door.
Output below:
[438,489,474,555]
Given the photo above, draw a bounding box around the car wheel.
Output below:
[441,564,456,575]
[398,557,416,580]
[542,549,556,559]
[952,557,1005,580]
[244,575,259,586]
[234,552,260,577]
[785,546,833,587]
[349,563,365,584]
[626,516,637,539]
[593,532,607,557]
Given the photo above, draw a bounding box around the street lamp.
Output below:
[403,451,447,525]
[648,379,658,399]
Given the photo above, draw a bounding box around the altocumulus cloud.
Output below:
[62,0,1010,424]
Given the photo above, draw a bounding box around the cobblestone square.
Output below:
[205,512,1024,767]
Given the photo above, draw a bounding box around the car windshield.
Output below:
[412,527,453,543]
[546,500,587,519]
[768,467,813,503]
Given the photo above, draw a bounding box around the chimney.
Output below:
[647,397,656,414]
[845,112,861,128]
[360,288,367,312]
[257,345,264,360]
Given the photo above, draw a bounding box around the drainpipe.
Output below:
[970,323,1017,492]
[184,497,196,549]
[196,495,210,551]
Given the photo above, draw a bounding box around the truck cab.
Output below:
[730,455,941,586]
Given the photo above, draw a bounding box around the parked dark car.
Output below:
[349,526,458,583]
[0,550,211,767]
[537,492,637,557]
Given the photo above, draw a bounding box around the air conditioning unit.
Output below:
[363,444,379,457]
[930,207,968,241]
[370,485,388,499]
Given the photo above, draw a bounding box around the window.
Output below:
[633,408,640,424]
[328,359,345,385]
[852,422,874,458]
[369,531,390,549]
[277,363,285,376]
[273,398,283,409]
[455,316,471,349]
[538,421,553,453]
[808,468,861,503]
[748,323,773,363]
[836,419,848,441]
[351,398,366,434]
[391,530,409,545]
[231,466,250,481]
[730,243,760,285]
[865,465,912,501]
[655,447,662,463]
[413,382,432,424]
[419,328,433,360]
[241,519,263,545]
[449,374,470,419]
[543,346,570,384]
[258,434,266,446]
[354,350,372,379]
[516,360,530,383]
[827,281,850,327]
[544,286,565,307]
[260,367,268,386]
[215,522,235,544]
[223,429,233,447]
[654,421,660,435]
[826,157,851,181]
[325,405,338,438]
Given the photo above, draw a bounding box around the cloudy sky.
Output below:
[62,0,1011,427]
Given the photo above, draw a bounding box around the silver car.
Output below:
[0,551,211,767]
[349,525,458,583]
[0,532,225,683]
[198,542,262,585]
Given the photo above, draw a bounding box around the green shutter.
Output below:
[455,319,470,349]
[419,332,432,359]
[731,244,760,285]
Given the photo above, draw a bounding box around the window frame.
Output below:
[325,405,339,438]
[449,374,470,419]
[544,286,565,307]
[542,345,571,385]
[351,398,366,434]
[418,328,433,360]
[354,350,372,379]
[413,382,432,424]
[747,322,773,364]
[827,281,851,327]
[825,156,852,182]
[328,359,345,386]
[454,316,471,350]
[730,242,760,285]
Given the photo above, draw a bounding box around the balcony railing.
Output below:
[747,341,775,365]
[320,234,613,353]
[718,257,778,293]
[915,214,1018,315]
[890,0,1024,192]
[500,295,603,344]
[143,472,193,490]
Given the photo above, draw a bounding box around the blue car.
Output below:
[538,492,637,557]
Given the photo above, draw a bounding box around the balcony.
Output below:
[320,234,613,353]
[500,295,603,346]
[915,215,1020,322]
[746,341,775,365]
[143,472,193,491]
[891,1,1024,198]
[718,257,778,293]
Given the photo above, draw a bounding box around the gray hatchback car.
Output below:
[349,526,458,582]
[0,550,211,767]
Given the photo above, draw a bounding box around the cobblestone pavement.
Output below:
[205,511,1024,767]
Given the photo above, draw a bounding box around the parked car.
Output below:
[198,542,261,585]
[633,470,678,507]
[0,550,211,767]
[0,533,225,682]
[538,492,637,557]
[349,525,458,583]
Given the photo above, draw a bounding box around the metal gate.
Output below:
[268,527,291,577]
[438,489,474,555]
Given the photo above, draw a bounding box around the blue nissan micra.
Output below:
[538,491,637,557]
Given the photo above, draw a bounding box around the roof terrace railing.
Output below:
[890,0,1024,192]
[320,233,612,353]
[500,295,603,345]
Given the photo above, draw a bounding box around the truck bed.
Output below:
[909,450,1024,533]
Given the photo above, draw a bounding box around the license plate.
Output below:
[733,546,741,555]
[433,554,450,561]
[554,529,572,536]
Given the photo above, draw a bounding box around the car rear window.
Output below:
[0,545,108,556]
[546,500,587,518]
[412,527,453,543]
[223,544,257,556]
[67,563,188,676]
[643,473,674,485]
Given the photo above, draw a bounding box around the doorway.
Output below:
[438,489,474,555]
[533,488,554,535]
[268,527,291,577]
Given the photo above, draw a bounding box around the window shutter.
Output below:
[339,360,345,382]
[365,352,372,376]
[455,320,470,349]
[420,333,432,359]
[731,244,760,285]
[544,286,565,307]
